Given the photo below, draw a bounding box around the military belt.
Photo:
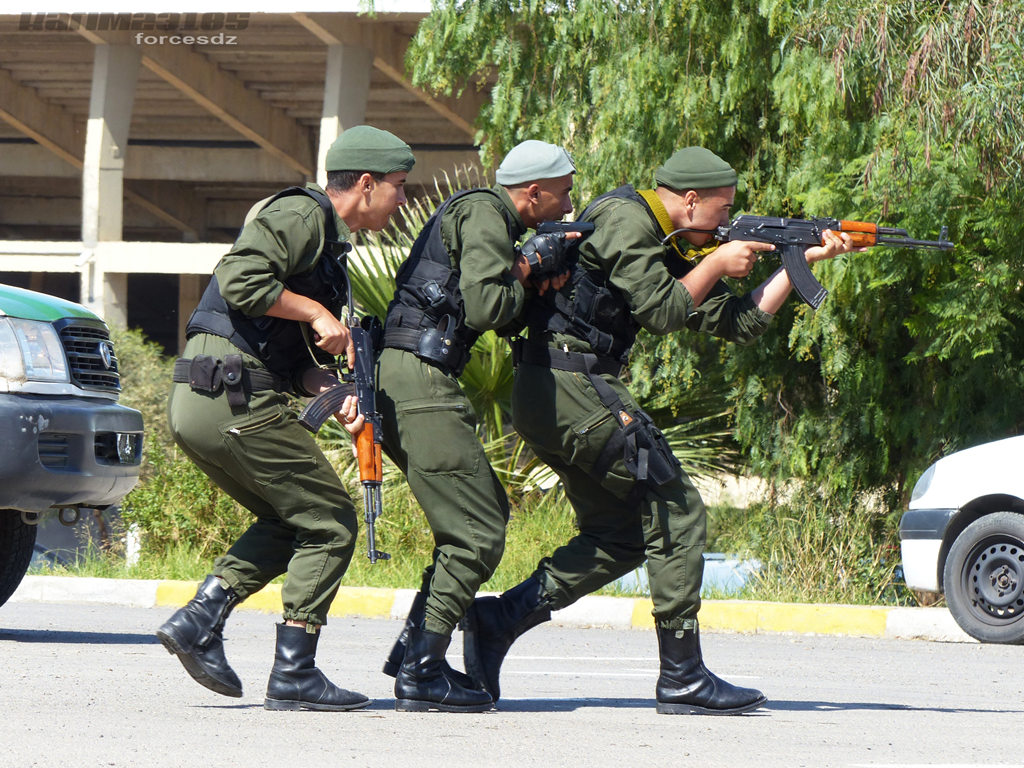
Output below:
[383,326,470,377]
[512,338,623,378]
[173,355,287,407]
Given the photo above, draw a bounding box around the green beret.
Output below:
[495,140,576,185]
[325,126,416,174]
[654,147,737,190]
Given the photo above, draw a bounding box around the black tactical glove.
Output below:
[519,231,571,281]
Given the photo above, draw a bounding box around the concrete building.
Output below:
[0,4,486,353]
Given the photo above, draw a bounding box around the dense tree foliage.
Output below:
[409,1,1024,515]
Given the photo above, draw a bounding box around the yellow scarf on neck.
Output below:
[636,189,719,262]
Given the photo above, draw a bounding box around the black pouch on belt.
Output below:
[181,354,246,407]
[220,354,245,407]
[186,355,222,392]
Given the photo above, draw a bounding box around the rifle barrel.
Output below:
[876,235,955,250]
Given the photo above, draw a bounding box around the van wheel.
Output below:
[944,511,1024,644]
[0,511,38,608]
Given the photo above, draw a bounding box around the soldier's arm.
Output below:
[586,202,695,336]
[215,202,322,317]
[447,199,527,332]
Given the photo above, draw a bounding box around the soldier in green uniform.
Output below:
[157,126,415,712]
[373,141,577,712]
[461,147,860,714]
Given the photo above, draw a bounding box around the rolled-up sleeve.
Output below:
[447,198,526,332]
[214,208,320,317]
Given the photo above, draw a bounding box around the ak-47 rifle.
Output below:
[297,293,389,564]
[665,216,955,310]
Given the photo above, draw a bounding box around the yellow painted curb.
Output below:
[698,600,890,637]
[155,580,200,607]
[328,587,396,619]
[241,584,283,614]
[631,599,655,629]
[155,581,397,620]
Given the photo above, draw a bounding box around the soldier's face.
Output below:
[683,186,736,246]
[365,172,408,230]
[527,174,575,225]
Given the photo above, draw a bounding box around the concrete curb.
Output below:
[8,575,975,643]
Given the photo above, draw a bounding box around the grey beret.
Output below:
[655,147,737,190]
[495,140,576,185]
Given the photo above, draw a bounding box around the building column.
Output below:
[81,45,140,324]
[177,273,202,354]
[316,44,373,188]
[79,261,128,328]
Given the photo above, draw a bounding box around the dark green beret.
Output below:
[654,147,737,190]
[325,126,416,174]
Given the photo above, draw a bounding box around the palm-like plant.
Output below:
[334,167,744,499]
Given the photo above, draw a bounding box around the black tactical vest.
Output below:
[525,185,663,364]
[383,188,516,377]
[185,187,350,378]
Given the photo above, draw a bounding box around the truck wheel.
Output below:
[944,511,1024,644]
[0,511,38,608]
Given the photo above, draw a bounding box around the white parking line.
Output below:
[505,670,760,679]
[509,656,656,661]
[505,671,657,677]
[849,765,1024,767]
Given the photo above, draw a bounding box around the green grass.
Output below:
[35,491,916,606]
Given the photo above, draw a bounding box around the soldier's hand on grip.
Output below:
[309,308,355,366]
[709,240,776,278]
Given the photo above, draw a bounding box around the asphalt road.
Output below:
[1,602,1021,768]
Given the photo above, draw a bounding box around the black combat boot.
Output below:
[655,624,767,715]
[156,575,243,698]
[461,576,551,702]
[264,623,371,711]
[382,591,477,690]
[394,628,494,712]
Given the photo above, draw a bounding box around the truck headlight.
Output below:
[910,464,936,502]
[0,318,70,383]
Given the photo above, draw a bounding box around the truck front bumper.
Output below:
[0,393,144,513]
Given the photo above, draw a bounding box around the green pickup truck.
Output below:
[0,283,144,606]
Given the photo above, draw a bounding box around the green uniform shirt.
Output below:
[211,182,349,378]
[440,184,528,333]
[544,196,773,354]
[215,183,351,320]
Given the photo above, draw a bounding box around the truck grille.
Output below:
[38,433,70,469]
[58,322,122,393]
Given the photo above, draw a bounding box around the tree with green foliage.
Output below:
[409,0,1024,510]
[407,1,1024,602]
